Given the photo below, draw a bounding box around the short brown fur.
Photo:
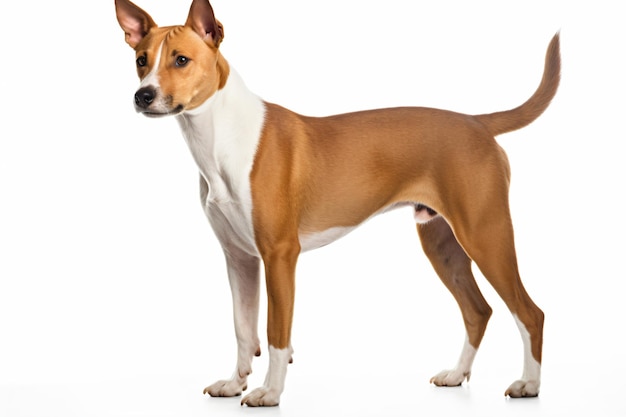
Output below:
[116,0,560,405]
[250,34,559,392]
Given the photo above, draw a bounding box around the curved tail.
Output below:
[475,33,561,136]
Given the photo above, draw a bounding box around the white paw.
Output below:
[241,386,281,407]
[505,379,540,398]
[430,369,470,387]
[203,378,247,397]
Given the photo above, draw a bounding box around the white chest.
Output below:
[176,71,266,255]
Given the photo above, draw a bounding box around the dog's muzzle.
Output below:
[133,86,183,117]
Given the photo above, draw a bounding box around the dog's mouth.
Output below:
[137,104,185,118]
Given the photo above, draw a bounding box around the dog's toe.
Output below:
[505,379,540,398]
[203,379,247,397]
[241,386,280,407]
[430,369,470,387]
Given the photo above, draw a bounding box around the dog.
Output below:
[115,0,559,406]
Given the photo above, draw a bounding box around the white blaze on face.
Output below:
[139,40,164,90]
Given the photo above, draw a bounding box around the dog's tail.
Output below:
[475,32,561,136]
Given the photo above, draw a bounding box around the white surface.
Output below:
[1,0,624,416]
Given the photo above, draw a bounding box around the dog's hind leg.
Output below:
[417,215,492,387]
[449,192,544,398]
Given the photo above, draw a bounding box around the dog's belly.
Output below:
[298,202,434,252]
[298,226,355,252]
[298,202,421,252]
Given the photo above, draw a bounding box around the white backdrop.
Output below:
[1,0,624,416]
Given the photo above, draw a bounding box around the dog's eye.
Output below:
[136,55,147,67]
[175,56,190,67]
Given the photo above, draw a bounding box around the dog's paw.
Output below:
[505,379,540,398]
[241,386,280,407]
[203,378,247,397]
[430,369,470,387]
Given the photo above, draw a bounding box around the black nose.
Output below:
[134,87,155,109]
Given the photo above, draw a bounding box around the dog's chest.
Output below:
[183,128,259,254]
[203,184,257,254]
[176,77,266,254]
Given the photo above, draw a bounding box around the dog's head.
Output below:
[115,0,228,117]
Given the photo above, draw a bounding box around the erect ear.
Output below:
[115,0,157,49]
[185,0,225,47]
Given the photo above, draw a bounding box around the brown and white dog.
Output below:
[115,0,559,407]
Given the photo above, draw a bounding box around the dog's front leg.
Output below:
[241,240,298,407]
[204,247,261,397]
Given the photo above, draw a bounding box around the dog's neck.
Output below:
[176,66,266,203]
